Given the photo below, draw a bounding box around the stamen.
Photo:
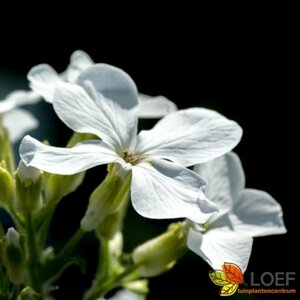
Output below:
[123,149,139,165]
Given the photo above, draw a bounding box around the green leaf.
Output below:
[209,270,231,286]
[220,283,238,296]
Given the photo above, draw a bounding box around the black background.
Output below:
[0,9,298,300]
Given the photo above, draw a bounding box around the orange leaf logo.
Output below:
[222,262,244,284]
[209,262,245,296]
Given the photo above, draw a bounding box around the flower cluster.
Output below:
[0,51,286,300]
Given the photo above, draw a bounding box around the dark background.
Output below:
[0,10,298,300]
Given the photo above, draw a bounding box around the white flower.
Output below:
[0,91,39,143]
[28,50,177,117]
[187,152,287,272]
[20,64,242,222]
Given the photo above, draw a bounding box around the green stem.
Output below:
[96,239,110,280]
[57,227,85,258]
[25,212,41,294]
[84,264,140,300]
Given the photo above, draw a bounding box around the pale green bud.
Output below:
[96,198,128,240]
[123,280,149,295]
[44,172,85,204]
[17,287,40,300]
[0,125,15,174]
[15,161,42,212]
[132,222,188,277]
[0,160,14,205]
[4,227,26,285]
[81,164,131,231]
[67,132,99,148]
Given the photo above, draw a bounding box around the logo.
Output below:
[209,262,245,296]
[209,263,297,297]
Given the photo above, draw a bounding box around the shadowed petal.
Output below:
[65,50,94,82]
[231,189,287,237]
[131,158,218,223]
[28,64,63,103]
[138,93,177,118]
[3,109,39,143]
[194,152,245,216]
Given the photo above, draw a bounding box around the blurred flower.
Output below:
[20,64,242,223]
[0,91,39,143]
[187,152,287,272]
[28,50,177,117]
[104,289,145,300]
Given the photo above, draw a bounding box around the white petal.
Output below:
[27,64,63,103]
[0,90,40,113]
[54,64,139,150]
[109,289,144,300]
[65,50,94,82]
[138,93,177,118]
[0,95,16,113]
[135,108,242,167]
[194,152,245,217]
[19,135,123,175]
[3,109,39,143]
[131,159,218,223]
[76,64,138,111]
[230,189,287,237]
[53,81,138,151]
[187,227,253,272]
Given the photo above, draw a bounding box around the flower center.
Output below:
[196,222,209,233]
[123,149,139,165]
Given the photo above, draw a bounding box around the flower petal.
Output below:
[187,227,253,272]
[65,50,94,82]
[194,152,245,217]
[27,64,63,103]
[3,109,39,143]
[54,64,139,150]
[230,189,287,237]
[138,93,177,118]
[131,159,218,223]
[135,108,242,167]
[0,91,40,113]
[20,135,123,174]
[53,81,138,151]
[109,289,144,300]
[76,64,138,111]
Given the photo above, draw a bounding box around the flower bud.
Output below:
[44,172,85,204]
[0,160,14,206]
[81,164,131,231]
[132,222,188,277]
[3,227,26,285]
[123,280,149,295]
[17,287,40,300]
[96,198,128,240]
[14,161,42,212]
[0,125,15,174]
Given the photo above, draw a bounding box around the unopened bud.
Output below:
[17,287,40,300]
[132,222,188,277]
[0,161,14,205]
[81,164,131,231]
[44,172,85,204]
[15,161,42,212]
[4,227,26,285]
